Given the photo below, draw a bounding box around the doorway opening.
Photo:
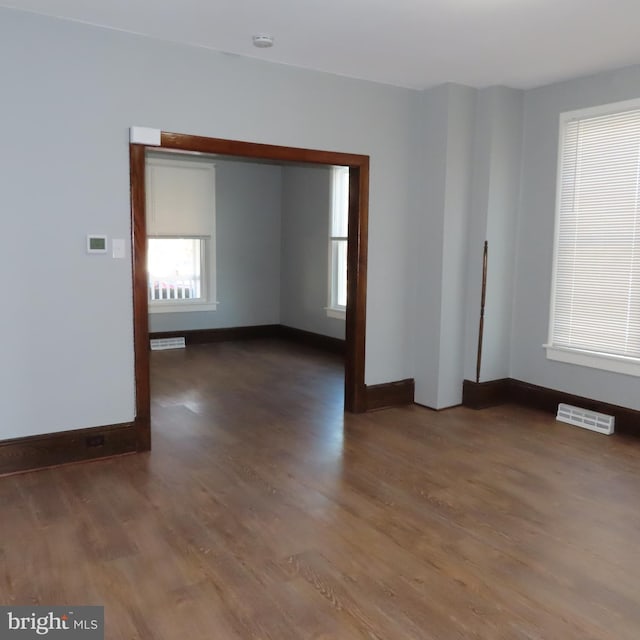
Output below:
[130,132,369,450]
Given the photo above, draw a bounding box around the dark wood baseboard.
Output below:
[150,324,346,354]
[150,324,280,345]
[462,378,512,409]
[2,326,384,475]
[151,323,411,411]
[0,421,138,476]
[509,379,640,437]
[277,325,345,355]
[463,378,640,437]
[151,324,411,410]
[365,378,415,411]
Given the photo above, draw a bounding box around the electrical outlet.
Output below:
[86,435,105,448]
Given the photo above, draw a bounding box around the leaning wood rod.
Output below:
[476,241,488,383]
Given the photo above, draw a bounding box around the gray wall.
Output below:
[463,87,523,383]
[0,8,413,439]
[408,84,475,409]
[149,158,283,333]
[280,165,345,340]
[511,65,640,410]
[3,7,640,442]
[410,71,640,411]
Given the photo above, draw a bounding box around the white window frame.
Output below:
[146,154,217,314]
[326,166,349,319]
[545,97,640,377]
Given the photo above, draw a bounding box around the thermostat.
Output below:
[87,235,107,253]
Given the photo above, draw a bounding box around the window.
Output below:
[148,237,204,302]
[146,155,217,313]
[546,99,640,376]
[327,166,349,318]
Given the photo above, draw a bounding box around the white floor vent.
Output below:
[556,403,615,435]
[150,337,186,351]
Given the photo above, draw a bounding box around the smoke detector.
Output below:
[253,34,274,48]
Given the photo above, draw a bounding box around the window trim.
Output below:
[545,344,640,377]
[545,97,640,377]
[325,306,346,320]
[327,237,347,316]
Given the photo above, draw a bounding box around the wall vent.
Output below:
[150,337,186,351]
[556,403,615,435]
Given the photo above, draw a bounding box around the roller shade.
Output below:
[146,156,215,236]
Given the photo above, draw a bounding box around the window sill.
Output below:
[149,302,218,314]
[544,344,640,377]
[325,307,346,320]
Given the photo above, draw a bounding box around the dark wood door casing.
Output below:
[130,132,370,449]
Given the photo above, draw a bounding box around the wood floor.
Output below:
[2,339,640,639]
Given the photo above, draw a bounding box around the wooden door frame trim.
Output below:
[130,132,370,450]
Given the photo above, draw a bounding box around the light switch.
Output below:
[112,238,126,259]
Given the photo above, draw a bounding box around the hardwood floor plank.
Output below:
[2,339,640,639]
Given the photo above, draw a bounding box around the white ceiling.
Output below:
[3,0,640,90]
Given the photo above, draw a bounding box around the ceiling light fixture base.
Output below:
[253,34,274,48]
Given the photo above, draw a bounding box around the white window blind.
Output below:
[548,102,640,372]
